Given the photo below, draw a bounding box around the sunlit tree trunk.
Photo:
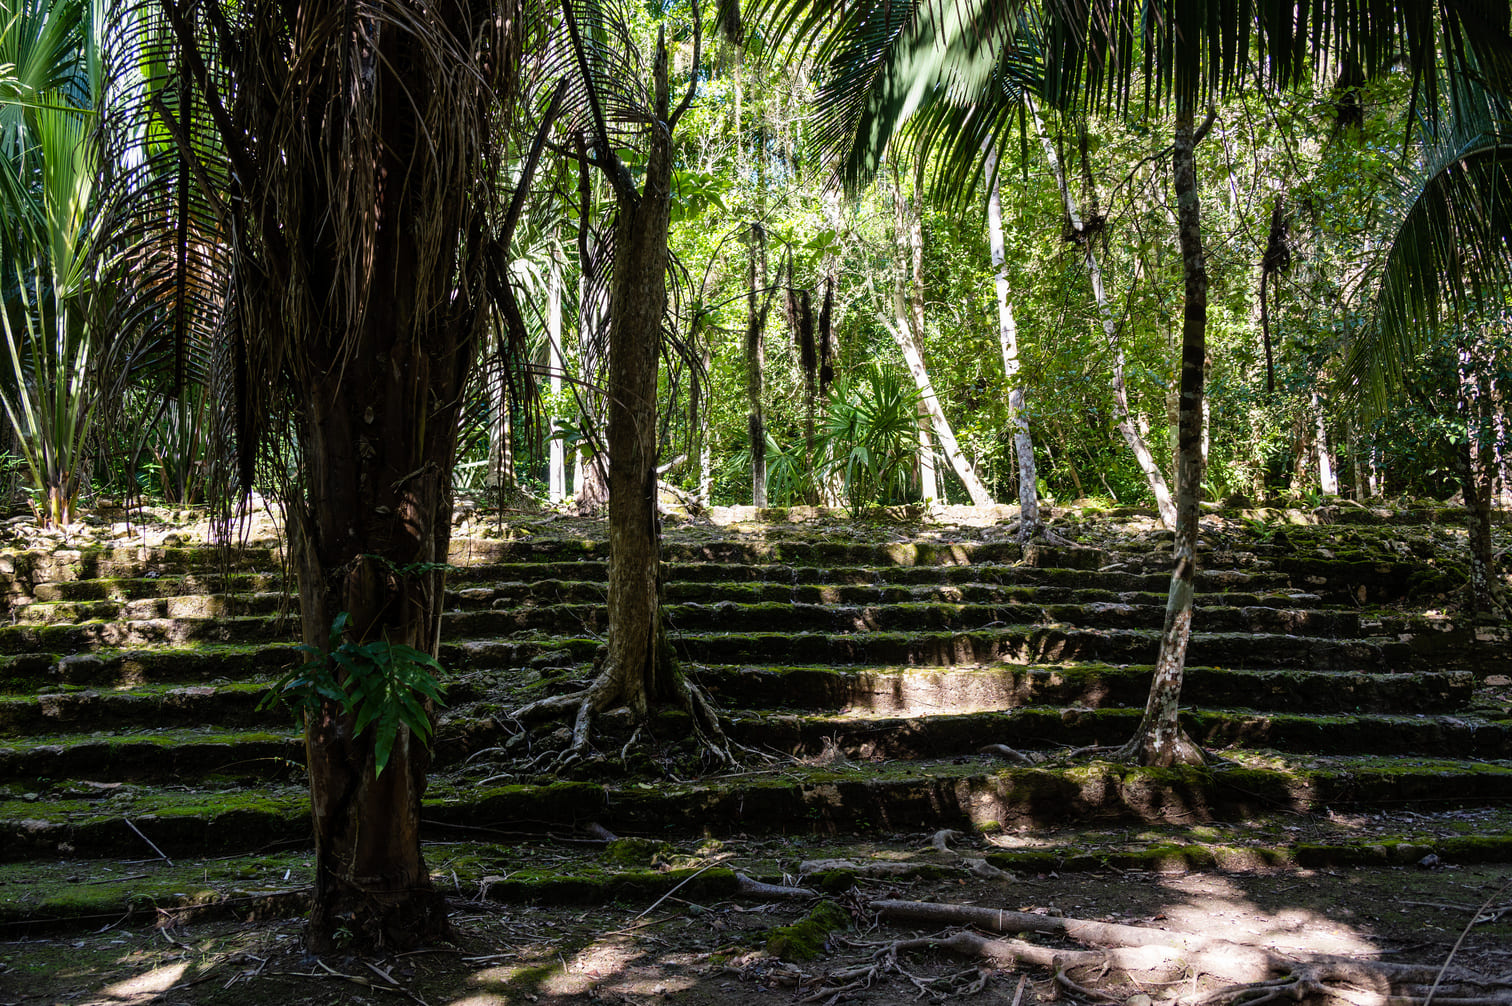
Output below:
[747,222,768,507]
[1119,108,1209,767]
[986,149,1040,537]
[1030,98,1174,527]
[547,252,566,502]
[1313,390,1338,495]
[891,183,993,506]
[575,161,609,512]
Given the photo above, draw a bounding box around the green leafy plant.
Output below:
[261,612,446,776]
[815,363,923,515]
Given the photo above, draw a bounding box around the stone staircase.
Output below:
[1,505,1509,928]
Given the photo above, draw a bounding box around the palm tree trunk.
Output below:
[1029,98,1175,527]
[986,149,1040,537]
[1119,108,1209,767]
[892,184,993,506]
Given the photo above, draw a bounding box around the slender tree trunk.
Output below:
[599,35,676,716]
[1459,348,1508,617]
[1313,389,1337,495]
[1030,99,1174,527]
[1119,108,1209,767]
[747,222,768,507]
[986,149,1040,537]
[486,352,514,491]
[917,401,940,502]
[575,156,609,513]
[547,252,566,502]
[892,184,993,506]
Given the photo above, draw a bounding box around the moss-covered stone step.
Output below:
[0,644,301,693]
[664,626,1416,672]
[0,545,280,592]
[0,682,282,734]
[717,707,1512,760]
[7,823,1512,933]
[9,698,1500,786]
[448,559,1295,596]
[0,614,298,655]
[440,600,1361,639]
[6,753,1511,859]
[446,536,1035,568]
[694,662,1479,715]
[29,572,283,604]
[10,591,288,625]
[0,727,303,785]
[431,753,1512,837]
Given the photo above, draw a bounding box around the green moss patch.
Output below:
[765,900,849,961]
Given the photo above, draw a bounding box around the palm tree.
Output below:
[0,0,106,528]
[750,0,1512,764]
[98,0,528,952]
[1344,89,1512,619]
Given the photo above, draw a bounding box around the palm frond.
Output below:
[1345,96,1512,412]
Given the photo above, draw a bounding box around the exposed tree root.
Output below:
[861,900,1512,1006]
[511,663,739,769]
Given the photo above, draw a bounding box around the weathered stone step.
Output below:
[0,644,301,693]
[693,663,1479,715]
[11,591,288,625]
[8,824,1512,931]
[0,545,280,591]
[0,727,302,787]
[8,753,1509,859]
[663,626,1412,672]
[0,672,501,730]
[449,559,1296,596]
[720,708,1512,761]
[0,614,294,654]
[441,600,1363,640]
[0,682,280,734]
[12,701,1505,786]
[29,572,282,603]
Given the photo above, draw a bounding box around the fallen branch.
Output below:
[735,872,816,899]
[868,900,1512,1006]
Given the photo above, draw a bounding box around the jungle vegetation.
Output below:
[3,0,1512,949]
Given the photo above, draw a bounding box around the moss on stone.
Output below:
[765,900,849,961]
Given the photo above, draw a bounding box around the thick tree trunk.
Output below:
[1119,109,1209,767]
[257,2,518,953]
[986,151,1039,537]
[892,185,993,506]
[747,223,768,507]
[1030,99,1174,527]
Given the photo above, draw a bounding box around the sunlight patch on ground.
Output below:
[1158,873,1378,956]
[98,961,189,1001]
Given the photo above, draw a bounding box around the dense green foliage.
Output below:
[3,0,1511,520]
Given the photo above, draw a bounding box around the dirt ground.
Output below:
[3,857,1509,1006]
